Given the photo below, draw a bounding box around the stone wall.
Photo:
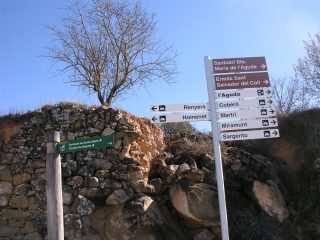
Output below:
[0,104,165,239]
[2,104,317,240]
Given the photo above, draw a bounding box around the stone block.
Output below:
[102,127,115,136]
[78,187,110,198]
[9,196,28,208]
[1,209,30,219]
[28,159,45,168]
[84,176,99,187]
[95,170,109,178]
[105,189,130,205]
[66,176,83,187]
[127,167,144,181]
[20,221,36,234]
[67,132,76,140]
[71,195,95,216]
[149,178,163,194]
[63,186,74,205]
[0,165,12,181]
[88,158,112,170]
[28,197,39,210]
[0,195,9,206]
[0,181,13,195]
[0,226,19,237]
[24,232,43,240]
[12,173,31,186]
[14,183,31,196]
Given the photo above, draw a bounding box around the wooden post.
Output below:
[45,131,64,240]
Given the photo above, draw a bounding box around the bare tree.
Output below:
[46,0,177,107]
[294,32,320,103]
[272,76,310,114]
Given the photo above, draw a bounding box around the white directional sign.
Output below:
[219,129,280,141]
[216,97,273,110]
[150,103,208,113]
[218,118,278,131]
[204,56,279,240]
[151,112,210,123]
[217,107,276,120]
[215,88,272,100]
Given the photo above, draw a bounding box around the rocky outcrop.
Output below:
[0,105,319,240]
[169,182,220,227]
[252,180,289,223]
[89,194,187,240]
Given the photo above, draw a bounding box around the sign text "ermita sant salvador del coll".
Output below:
[55,135,114,154]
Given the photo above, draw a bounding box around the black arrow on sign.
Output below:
[269,109,275,114]
[271,120,277,125]
[151,106,157,111]
[266,89,272,94]
[152,116,157,122]
[272,130,278,136]
[267,99,273,104]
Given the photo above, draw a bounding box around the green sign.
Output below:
[55,135,114,154]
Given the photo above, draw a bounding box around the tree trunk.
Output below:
[97,92,105,106]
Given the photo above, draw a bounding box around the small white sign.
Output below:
[216,97,274,110]
[150,103,209,113]
[218,118,278,131]
[219,128,280,141]
[215,88,272,100]
[151,112,210,123]
[217,108,276,120]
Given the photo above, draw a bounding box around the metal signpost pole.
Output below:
[204,56,229,240]
[45,131,64,240]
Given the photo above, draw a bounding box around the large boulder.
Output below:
[252,180,289,223]
[169,181,220,226]
[89,195,187,240]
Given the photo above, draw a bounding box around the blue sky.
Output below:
[1,0,320,130]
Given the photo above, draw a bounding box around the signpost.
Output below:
[214,72,270,90]
[150,55,280,240]
[204,57,230,240]
[205,55,279,240]
[212,56,267,74]
[216,97,273,109]
[215,88,272,100]
[218,118,278,131]
[217,107,276,120]
[220,129,279,141]
[45,134,114,240]
[150,103,208,113]
[45,131,64,240]
[55,135,114,154]
[151,112,210,123]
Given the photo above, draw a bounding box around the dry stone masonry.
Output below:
[1,104,319,240]
[0,104,166,239]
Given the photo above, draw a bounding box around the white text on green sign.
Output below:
[56,135,114,154]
